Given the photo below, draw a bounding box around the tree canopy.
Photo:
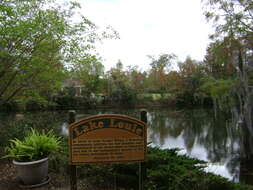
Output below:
[0,0,112,104]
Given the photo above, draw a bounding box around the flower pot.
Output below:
[13,157,48,185]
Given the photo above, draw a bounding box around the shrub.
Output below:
[110,147,253,190]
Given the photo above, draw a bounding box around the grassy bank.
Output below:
[0,92,213,112]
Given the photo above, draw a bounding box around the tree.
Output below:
[201,40,239,112]
[166,71,183,96]
[203,0,253,39]
[203,0,253,125]
[148,53,176,93]
[204,41,237,79]
[126,65,147,94]
[0,0,111,104]
[176,57,207,105]
[105,60,137,105]
[203,0,253,153]
[70,54,104,96]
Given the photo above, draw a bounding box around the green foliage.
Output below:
[137,93,162,101]
[0,0,68,103]
[69,54,105,95]
[1,119,252,190]
[53,86,95,107]
[148,53,177,93]
[146,148,207,190]
[203,0,253,38]
[3,128,62,162]
[0,0,115,105]
[201,78,234,99]
[104,61,138,106]
[110,84,137,106]
[75,147,253,190]
[0,112,66,152]
[0,101,19,111]
[202,0,253,129]
[136,93,175,105]
[49,146,251,190]
[108,147,253,190]
[0,120,32,152]
[48,135,69,173]
[200,77,236,109]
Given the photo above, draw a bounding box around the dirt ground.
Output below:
[0,159,114,190]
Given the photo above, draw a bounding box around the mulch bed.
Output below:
[0,159,115,190]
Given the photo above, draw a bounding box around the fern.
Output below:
[3,128,62,162]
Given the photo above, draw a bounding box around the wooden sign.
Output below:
[69,114,147,165]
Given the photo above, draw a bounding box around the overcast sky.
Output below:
[80,0,212,71]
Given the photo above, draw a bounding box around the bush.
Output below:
[109,85,137,106]
[53,96,91,107]
[0,120,32,152]
[55,147,252,190]
[107,147,253,190]
[25,100,46,111]
[0,101,19,111]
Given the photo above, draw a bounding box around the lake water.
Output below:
[0,108,252,184]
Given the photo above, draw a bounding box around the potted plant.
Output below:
[3,128,62,186]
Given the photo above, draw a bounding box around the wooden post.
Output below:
[114,173,117,190]
[69,110,77,190]
[139,110,147,190]
[140,109,147,123]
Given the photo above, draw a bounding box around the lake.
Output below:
[0,108,252,184]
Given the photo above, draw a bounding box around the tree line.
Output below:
[1,0,253,130]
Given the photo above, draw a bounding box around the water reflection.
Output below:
[147,109,241,181]
[73,108,244,181]
[60,122,69,136]
[1,108,253,183]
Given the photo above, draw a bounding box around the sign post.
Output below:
[139,110,147,190]
[68,113,147,189]
[68,111,77,190]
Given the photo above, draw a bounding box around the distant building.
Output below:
[62,78,84,97]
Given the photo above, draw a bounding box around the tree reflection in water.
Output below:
[1,108,253,183]
[147,108,250,183]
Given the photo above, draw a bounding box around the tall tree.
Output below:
[106,60,137,105]
[126,65,147,94]
[177,57,206,105]
[148,53,176,93]
[70,54,104,96]
[203,0,253,152]
[0,0,111,104]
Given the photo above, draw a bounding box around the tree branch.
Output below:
[0,71,18,98]
[4,86,24,103]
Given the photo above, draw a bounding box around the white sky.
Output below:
[79,0,212,71]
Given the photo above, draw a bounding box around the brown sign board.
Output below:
[69,114,147,165]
